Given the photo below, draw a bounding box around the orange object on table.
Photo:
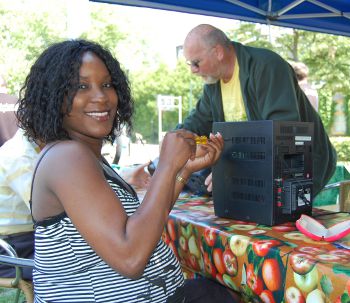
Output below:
[162,194,350,303]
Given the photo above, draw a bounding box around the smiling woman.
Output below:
[15,39,227,302]
[62,51,119,141]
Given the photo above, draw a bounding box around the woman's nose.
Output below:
[91,87,107,102]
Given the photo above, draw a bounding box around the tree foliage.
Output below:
[130,60,202,142]
[0,2,349,143]
[274,29,350,132]
[0,0,65,94]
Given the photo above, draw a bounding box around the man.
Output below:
[0,74,18,146]
[0,128,40,280]
[180,24,336,196]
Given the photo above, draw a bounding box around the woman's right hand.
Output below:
[157,129,197,173]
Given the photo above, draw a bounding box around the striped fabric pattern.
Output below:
[33,174,184,302]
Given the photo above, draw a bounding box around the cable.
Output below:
[298,190,311,206]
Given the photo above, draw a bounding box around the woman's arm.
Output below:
[34,130,209,279]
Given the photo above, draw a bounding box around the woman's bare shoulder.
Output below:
[39,140,99,173]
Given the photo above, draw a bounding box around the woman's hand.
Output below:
[157,129,197,173]
[183,132,223,174]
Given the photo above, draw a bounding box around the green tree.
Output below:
[227,22,274,50]
[131,59,202,143]
[82,8,126,56]
[226,23,350,134]
[0,0,127,95]
[0,0,65,94]
[275,29,350,132]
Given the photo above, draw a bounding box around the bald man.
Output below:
[179,24,336,196]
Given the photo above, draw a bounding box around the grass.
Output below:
[0,287,25,303]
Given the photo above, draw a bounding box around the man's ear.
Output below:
[215,45,225,61]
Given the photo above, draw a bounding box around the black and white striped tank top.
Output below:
[32,160,185,303]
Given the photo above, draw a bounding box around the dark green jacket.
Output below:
[181,41,336,195]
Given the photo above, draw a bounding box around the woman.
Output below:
[16,40,224,302]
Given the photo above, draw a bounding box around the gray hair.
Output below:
[205,27,231,49]
[186,24,231,50]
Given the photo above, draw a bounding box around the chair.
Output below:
[0,238,34,303]
[318,180,350,212]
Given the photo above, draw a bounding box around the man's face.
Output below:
[184,41,220,84]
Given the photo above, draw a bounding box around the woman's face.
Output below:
[63,51,118,143]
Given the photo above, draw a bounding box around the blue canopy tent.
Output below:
[90,0,350,37]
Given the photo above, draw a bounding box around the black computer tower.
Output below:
[212,120,313,226]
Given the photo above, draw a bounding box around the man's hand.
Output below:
[120,163,152,189]
[204,172,213,192]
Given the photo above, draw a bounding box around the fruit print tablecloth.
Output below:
[162,195,350,303]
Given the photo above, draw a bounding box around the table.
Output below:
[162,194,350,303]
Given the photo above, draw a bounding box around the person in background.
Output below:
[0,74,18,146]
[179,24,336,196]
[291,61,319,112]
[118,162,152,189]
[16,39,235,303]
[0,128,42,281]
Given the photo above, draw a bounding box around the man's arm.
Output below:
[178,85,216,135]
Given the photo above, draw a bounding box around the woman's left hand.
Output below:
[183,132,224,174]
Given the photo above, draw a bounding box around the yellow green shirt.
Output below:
[220,57,246,121]
[0,129,39,235]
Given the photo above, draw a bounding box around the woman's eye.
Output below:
[78,84,88,89]
[103,83,112,88]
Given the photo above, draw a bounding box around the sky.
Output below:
[109,5,237,55]
[87,1,241,68]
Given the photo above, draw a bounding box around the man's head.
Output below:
[183,24,232,84]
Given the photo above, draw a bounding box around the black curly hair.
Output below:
[16,39,133,144]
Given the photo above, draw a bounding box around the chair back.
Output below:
[0,238,34,303]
